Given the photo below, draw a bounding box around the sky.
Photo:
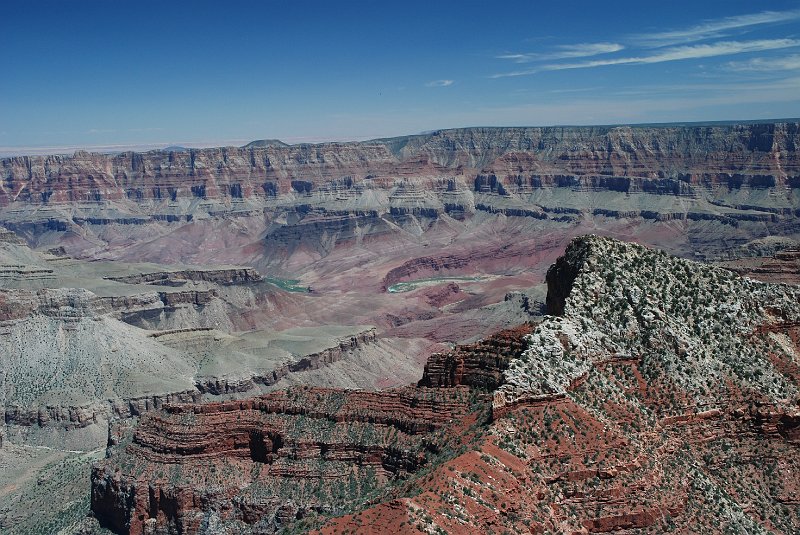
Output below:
[2,0,800,155]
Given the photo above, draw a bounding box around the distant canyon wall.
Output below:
[2,123,800,267]
[1,123,797,206]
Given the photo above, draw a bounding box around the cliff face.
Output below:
[91,236,800,534]
[418,323,533,389]
[544,242,587,315]
[3,124,797,206]
[91,386,475,534]
[2,123,799,263]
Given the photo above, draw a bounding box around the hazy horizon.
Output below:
[3,116,800,158]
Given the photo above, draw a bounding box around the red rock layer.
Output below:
[418,323,534,389]
[91,385,475,534]
[320,354,800,535]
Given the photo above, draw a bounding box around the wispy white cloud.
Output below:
[603,76,800,98]
[467,77,800,125]
[128,127,165,133]
[547,86,604,94]
[632,9,800,47]
[726,54,800,72]
[425,79,454,87]
[497,42,624,63]
[492,39,800,77]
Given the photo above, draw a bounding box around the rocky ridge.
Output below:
[105,267,262,286]
[193,329,379,395]
[324,236,800,534]
[498,235,799,411]
[90,236,800,533]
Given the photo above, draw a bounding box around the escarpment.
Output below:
[4,390,202,432]
[2,123,800,264]
[0,285,202,448]
[719,246,800,285]
[9,124,797,208]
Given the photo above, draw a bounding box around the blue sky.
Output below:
[2,0,800,154]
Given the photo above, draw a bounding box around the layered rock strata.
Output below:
[2,123,799,261]
[91,385,474,533]
[721,247,800,284]
[105,267,262,286]
[418,323,533,389]
[3,124,798,208]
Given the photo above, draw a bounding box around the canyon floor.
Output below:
[0,220,549,534]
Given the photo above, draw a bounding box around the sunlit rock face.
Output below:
[1,123,799,266]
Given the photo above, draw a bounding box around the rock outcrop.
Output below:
[418,323,533,389]
[105,267,262,286]
[194,329,379,395]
